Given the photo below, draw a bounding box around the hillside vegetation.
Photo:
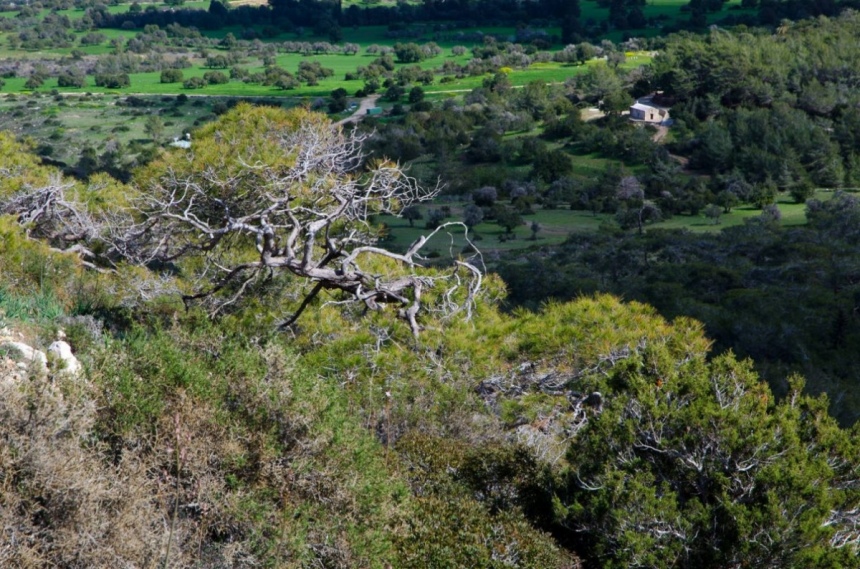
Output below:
[3,104,860,568]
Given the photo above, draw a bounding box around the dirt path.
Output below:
[581,107,605,122]
[670,153,689,167]
[333,84,556,125]
[652,125,669,142]
[336,94,381,126]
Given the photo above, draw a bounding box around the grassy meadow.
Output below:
[0,92,263,165]
[376,191,825,255]
[0,48,651,98]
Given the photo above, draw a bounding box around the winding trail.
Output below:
[652,125,669,142]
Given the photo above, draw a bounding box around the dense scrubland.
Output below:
[2,100,860,569]
[4,0,860,566]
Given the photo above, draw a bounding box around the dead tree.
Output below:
[0,174,107,270]
[0,107,482,335]
[118,106,482,335]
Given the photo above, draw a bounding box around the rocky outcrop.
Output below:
[48,340,82,376]
[0,328,81,380]
[0,329,48,380]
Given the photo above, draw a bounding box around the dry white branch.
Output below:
[0,174,105,266]
[120,120,481,335]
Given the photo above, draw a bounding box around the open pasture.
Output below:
[1,46,650,100]
[0,92,253,165]
[376,192,824,256]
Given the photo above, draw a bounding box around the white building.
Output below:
[629,97,669,124]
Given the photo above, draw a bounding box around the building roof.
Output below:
[631,102,657,112]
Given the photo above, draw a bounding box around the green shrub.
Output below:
[160,68,184,83]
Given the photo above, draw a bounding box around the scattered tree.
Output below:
[704,203,722,224]
[790,179,815,204]
[25,75,45,90]
[393,42,426,63]
[202,71,229,84]
[715,189,739,213]
[472,186,498,207]
[493,205,523,235]
[94,73,131,89]
[183,76,207,89]
[425,208,446,230]
[57,73,86,88]
[160,69,184,84]
[401,205,423,227]
[463,204,484,230]
[408,86,425,105]
[144,115,165,144]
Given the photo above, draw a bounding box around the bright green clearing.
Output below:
[4,50,650,98]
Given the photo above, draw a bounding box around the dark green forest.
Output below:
[498,198,860,424]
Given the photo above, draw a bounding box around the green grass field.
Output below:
[1,48,650,99]
[376,192,826,255]
[0,92,263,166]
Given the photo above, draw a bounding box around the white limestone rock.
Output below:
[1,340,47,374]
[48,340,82,376]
